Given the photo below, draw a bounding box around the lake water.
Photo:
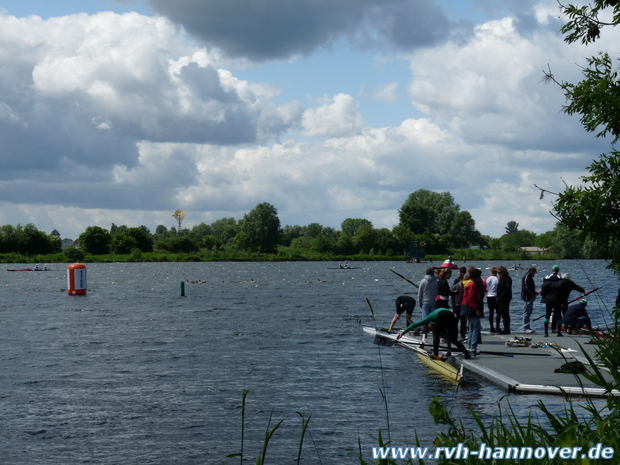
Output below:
[1,260,617,464]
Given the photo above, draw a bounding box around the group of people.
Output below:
[393,265,492,358]
[389,263,595,359]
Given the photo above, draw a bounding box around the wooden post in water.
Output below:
[180,281,185,297]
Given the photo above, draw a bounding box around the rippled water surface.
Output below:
[1,260,617,464]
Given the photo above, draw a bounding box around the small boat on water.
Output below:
[7,268,60,272]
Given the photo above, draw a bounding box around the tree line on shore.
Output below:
[0,190,605,261]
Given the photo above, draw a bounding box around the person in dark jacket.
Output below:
[520,267,537,333]
[564,299,592,333]
[496,266,513,334]
[540,275,572,336]
[435,268,458,309]
[450,267,467,341]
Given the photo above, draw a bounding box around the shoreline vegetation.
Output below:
[0,248,556,264]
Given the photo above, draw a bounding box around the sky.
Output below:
[0,0,617,240]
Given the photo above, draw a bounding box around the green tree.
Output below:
[240,203,282,253]
[281,225,302,246]
[188,222,213,242]
[536,231,555,250]
[544,1,620,271]
[398,190,459,235]
[340,218,372,236]
[22,223,59,255]
[122,227,153,252]
[201,235,222,249]
[311,235,334,253]
[500,229,537,252]
[157,236,199,253]
[303,222,323,238]
[0,224,23,253]
[111,234,138,254]
[290,236,313,249]
[211,217,241,245]
[109,223,127,237]
[63,246,85,262]
[505,221,519,234]
[374,228,398,254]
[353,224,378,253]
[449,211,480,248]
[335,234,356,255]
[78,226,111,255]
[391,224,416,253]
[551,223,583,259]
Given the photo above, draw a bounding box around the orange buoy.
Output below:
[67,263,87,296]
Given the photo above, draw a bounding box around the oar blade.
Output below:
[365,297,375,318]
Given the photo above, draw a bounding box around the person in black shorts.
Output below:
[388,295,416,333]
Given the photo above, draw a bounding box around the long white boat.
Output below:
[363,326,462,383]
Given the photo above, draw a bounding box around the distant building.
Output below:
[61,238,76,249]
[520,247,548,256]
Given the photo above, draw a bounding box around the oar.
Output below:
[568,286,602,304]
[365,297,375,319]
[389,269,419,288]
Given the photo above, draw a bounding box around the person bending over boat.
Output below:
[387,296,416,333]
[563,299,592,334]
[397,308,471,359]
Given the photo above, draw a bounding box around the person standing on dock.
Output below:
[435,268,457,309]
[387,296,416,333]
[520,266,537,333]
[484,267,499,333]
[540,265,575,337]
[496,266,513,334]
[451,267,468,341]
[397,308,471,359]
[462,269,483,355]
[418,267,438,318]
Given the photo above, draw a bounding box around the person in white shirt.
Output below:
[485,267,499,333]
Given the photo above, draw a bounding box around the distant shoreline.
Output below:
[0,249,557,264]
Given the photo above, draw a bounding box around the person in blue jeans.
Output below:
[520,266,537,333]
[461,268,484,354]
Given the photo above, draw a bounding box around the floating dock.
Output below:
[363,327,618,397]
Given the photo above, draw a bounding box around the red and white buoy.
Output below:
[67,263,87,295]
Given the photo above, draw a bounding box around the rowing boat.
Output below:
[405,343,462,382]
[7,269,60,272]
[363,326,462,383]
